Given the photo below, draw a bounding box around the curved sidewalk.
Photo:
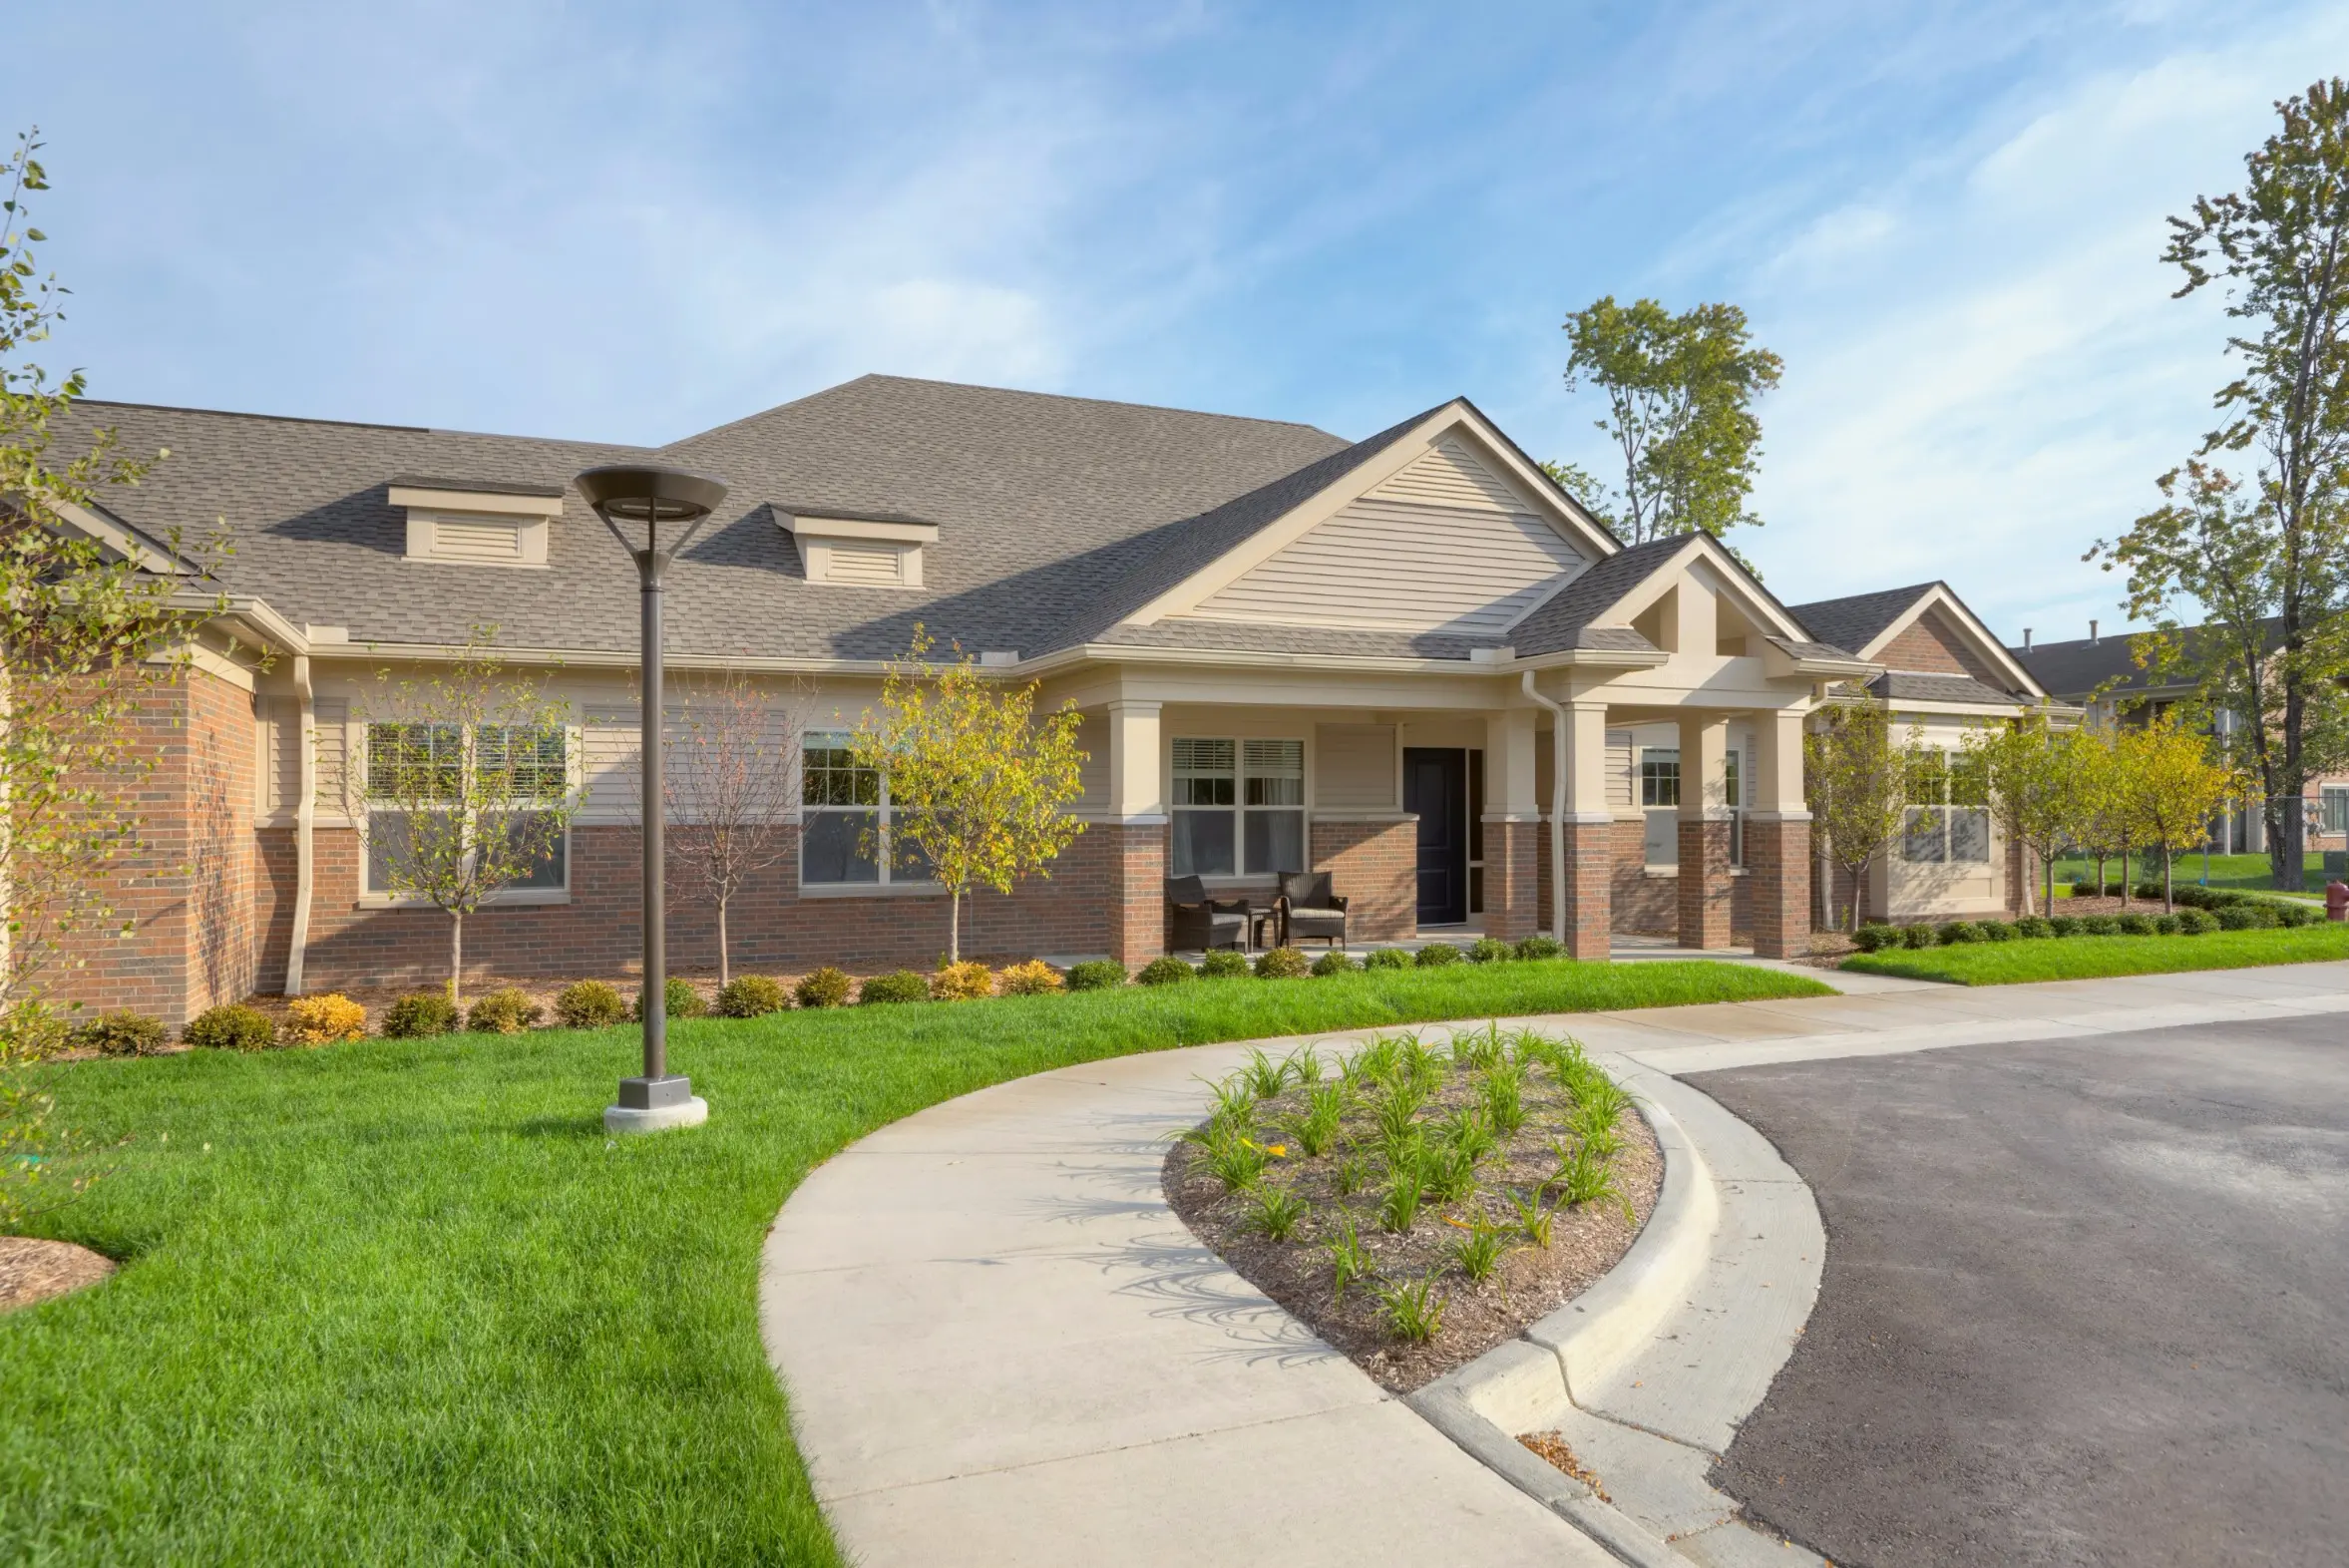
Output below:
[759,963,2349,1566]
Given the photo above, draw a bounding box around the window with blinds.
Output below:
[1171,737,1306,877]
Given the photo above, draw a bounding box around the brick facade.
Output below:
[1310,818,1416,943]
[1744,817,1810,959]
[1677,819,1734,950]
[1559,820,1614,961]
[1479,818,1541,942]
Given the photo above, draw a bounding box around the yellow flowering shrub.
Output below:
[930,961,995,1001]
[995,960,1063,996]
[281,992,367,1045]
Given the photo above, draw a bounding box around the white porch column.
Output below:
[1677,712,1733,949]
[1746,707,1812,958]
[1483,708,1541,941]
[1105,699,1164,820]
[1557,700,1613,959]
[1102,700,1167,966]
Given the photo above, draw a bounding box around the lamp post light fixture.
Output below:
[576,463,730,1134]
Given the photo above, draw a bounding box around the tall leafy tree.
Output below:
[2118,717,2240,912]
[851,627,1086,965]
[1960,707,2075,917]
[2092,79,2349,892]
[1803,696,1918,931]
[1558,296,1782,544]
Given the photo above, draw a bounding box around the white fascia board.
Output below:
[46,499,200,574]
[780,514,941,546]
[387,486,566,519]
[1506,645,1672,672]
[1865,584,2046,698]
[1760,640,1882,681]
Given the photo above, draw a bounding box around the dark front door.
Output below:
[1403,747,1467,927]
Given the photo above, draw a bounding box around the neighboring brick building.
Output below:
[45,376,2051,1021]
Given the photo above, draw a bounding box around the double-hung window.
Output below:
[800,731,933,887]
[1640,747,1680,867]
[2322,786,2349,836]
[1170,737,1305,877]
[363,720,570,897]
[1900,751,1991,864]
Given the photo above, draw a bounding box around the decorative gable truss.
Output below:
[1855,586,2043,699]
[1127,407,1616,638]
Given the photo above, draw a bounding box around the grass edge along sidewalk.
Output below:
[0,959,1826,1566]
[1842,923,2349,985]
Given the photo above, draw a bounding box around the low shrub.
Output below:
[1467,936,1513,965]
[1938,921,1981,945]
[2276,900,2322,928]
[379,992,459,1039]
[282,992,367,1045]
[1136,956,1196,985]
[69,1010,170,1057]
[633,979,706,1020]
[858,971,930,1004]
[2013,915,2055,940]
[2048,916,2081,937]
[1513,935,1563,961]
[183,1003,278,1052]
[930,961,995,1001]
[555,980,628,1028]
[1899,924,1935,950]
[996,960,1064,996]
[1199,948,1252,979]
[716,975,789,1017]
[1255,946,1311,979]
[1364,947,1412,970]
[1310,951,1359,977]
[1976,920,2016,942]
[2135,880,2165,902]
[2117,914,2156,937]
[794,967,854,1008]
[2151,914,2179,936]
[1852,923,1898,953]
[1415,943,1463,968]
[2079,915,2122,937]
[467,987,543,1034]
[2217,905,2275,931]
[1062,960,1126,991]
[2175,908,2218,935]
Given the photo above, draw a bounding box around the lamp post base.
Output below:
[604,1074,708,1134]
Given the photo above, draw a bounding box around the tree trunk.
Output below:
[2044,851,2055,918]
[2118,840,2131,909]
[450,912,464,1009]
[948,888,962,965]
[2095,851,2107,897]
[717,897,730,989]
[2161,842,2174,913]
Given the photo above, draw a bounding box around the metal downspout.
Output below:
[1521,670,1569,946]
[285,655,315,995]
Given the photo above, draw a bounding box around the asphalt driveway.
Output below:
[1690,1014,2349,1568]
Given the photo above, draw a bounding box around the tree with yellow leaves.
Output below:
[851,627,1087,965]
[2117,716,2239,912]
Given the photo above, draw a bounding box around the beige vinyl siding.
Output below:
[1607,731,1635,811]
[1367,435,1530,512]
[256,697,301,816]
[312,700,348,808]
[1074,715,1109,812]
[583,706,641,820]
[1192,497,1588,634]
[1314,723,1396,810]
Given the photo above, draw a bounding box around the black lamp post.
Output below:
[576,463,730,1133]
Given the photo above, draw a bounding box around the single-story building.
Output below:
[48,375,2056,1021]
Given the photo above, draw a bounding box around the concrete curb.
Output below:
[1405,1086,1720,1566]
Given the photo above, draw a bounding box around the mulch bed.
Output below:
[1164,1034,1661,1393]
[0,1236,116,1312]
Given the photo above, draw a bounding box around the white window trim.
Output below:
[1170,735,1309,881]
[798,731,945,893]
[1899,749,1993,867]
[356,719,576,906]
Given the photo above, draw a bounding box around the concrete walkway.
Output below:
[759,961,2349,1566]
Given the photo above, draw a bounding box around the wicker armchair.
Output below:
[1166,875,1250,953]
[1278,871,1349,949]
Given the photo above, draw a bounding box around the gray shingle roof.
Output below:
[1508,535,1695,656]
[1786,583,1938,656]
[2011,620,2279,700]
[1869,671,2022,706]
[59,375,1351,661]
[1764,635,1864,662]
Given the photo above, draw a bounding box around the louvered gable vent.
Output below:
[779,507,940,588]
[390,477,565,569]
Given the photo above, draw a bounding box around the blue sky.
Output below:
[17,1,2345,641]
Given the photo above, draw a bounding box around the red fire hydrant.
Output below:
[2329,880,2349,923]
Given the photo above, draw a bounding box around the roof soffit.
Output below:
[1120,402,1618,629]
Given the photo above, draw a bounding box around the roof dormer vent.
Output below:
[391,477,565,568]
[778,507,940,588]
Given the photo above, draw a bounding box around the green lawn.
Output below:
[1841,924,2349,984]
[2053,850,2335,897]
[0,959,1828,1564]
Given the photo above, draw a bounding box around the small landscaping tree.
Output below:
[2118,716,2239,911]
[1961,707,2075,917]
[630,669,797,988]
[1804,696,1917,931]
[343,636,577,1006]
[849,626,1086,965]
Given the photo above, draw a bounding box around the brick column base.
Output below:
[1311,818,1417,942]
[1745,816,1811,959]
[1678,818,1734,951]
[1481,818,1542,943]
[1103,821,1167,967]
[1561,819,1614,961]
